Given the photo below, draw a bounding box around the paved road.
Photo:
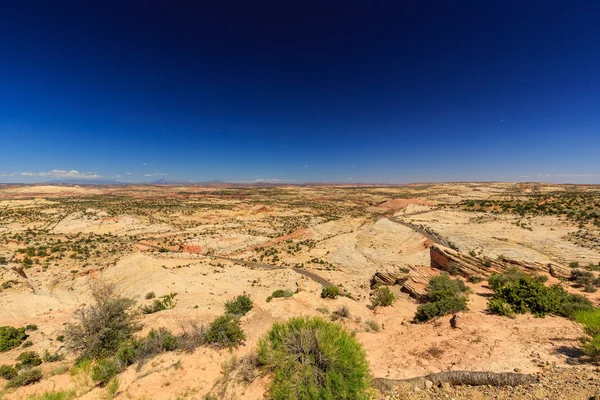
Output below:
[387,208,457,249]
[132,241,334,287]
[387,216,448,246]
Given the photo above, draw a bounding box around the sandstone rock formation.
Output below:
[429,244,571,279]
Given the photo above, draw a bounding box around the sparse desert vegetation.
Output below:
[1,182,600,398]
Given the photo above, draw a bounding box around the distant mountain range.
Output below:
[15,178,403,187]
[45,178,221,185]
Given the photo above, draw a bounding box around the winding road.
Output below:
[132,241,335,287]
[387,208,457,250]
[132,208,447,289]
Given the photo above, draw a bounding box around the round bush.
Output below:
[224,294,253,316]
[92,358,120,384]
[6,368,42,388]
[371,286,395,307]
[320,286,341,299]
[205,314,246,348]
[257,316,370,400]
[0,326,27,352]
[413,273,469,322]
[0,364,18,380]
[16,351,42,368]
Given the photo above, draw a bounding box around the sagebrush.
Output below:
[257,316,371,400]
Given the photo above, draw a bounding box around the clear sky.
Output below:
[1,1,599,184]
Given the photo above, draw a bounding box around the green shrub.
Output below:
[584,284,597,293]
[257,316,370,400]
[0,326,27,352]
[468,275,484,283]
[427,273,468,301]
[16,351,42,368]
[574,309,600,360]
[105,377,120,399]
[224,294,253,316]
[21,340,33,348]
[414,273,469,322]
[493,278,564,316]
[139,328,178,355]
[6,368,42,388]
[0,364,18,380]
[42,350,65,363]
[488,268,528,291]
[91,358,120,385]
[365,320,380,332]
[487,298,515,317]
[145,292,156,299]
[64,283,141,360]
[570,269,594,287]
[142,292,177,314]
[573,309,600,337]
[266,289,294,302]
[26,389,77,400]
[205,314,245,348]
[580,335,600,360]
[25,325,38,331]
[115,341,138,367]
[562,294,595,317]
[115,327,178,367]
[371,286,395,307]
[320,286,341,299]
[488,270,594,318]
[415,296,469,322]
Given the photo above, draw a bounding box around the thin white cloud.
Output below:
[143,173,167,177]
[0,173,16,177]
[19,170,102,179]
[142,163,148,166]
[537,173,598,178]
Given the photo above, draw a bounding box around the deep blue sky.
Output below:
[1,0,599,184]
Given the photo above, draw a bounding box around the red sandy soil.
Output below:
[183,245,203,254]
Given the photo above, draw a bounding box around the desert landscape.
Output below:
[1,182,600,399]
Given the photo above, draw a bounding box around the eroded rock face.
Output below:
[429,245,570,279]
[370,271,409,287]
[369,267,433,301]
[369,245,571,303]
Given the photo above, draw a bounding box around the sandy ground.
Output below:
[1,183,599,399]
